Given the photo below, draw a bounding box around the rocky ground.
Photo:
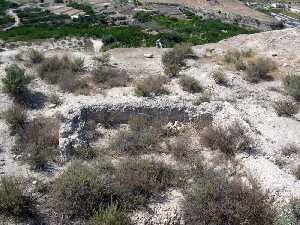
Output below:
[0,27,300,224]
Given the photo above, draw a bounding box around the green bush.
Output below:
[0,176,28,219]
[89,205,129,225]
[51,161,114,220]
[273,99,299,116]
[202,121,254,156]
[28,48,44,64]
[162,44,194,77]
[179,76,202,93]
[283,73,300,100]
[102,34,117,46]
[245,57,277,83]
[2,64,30,97]
[184,169,276,225]
[92,66,129,88]
[135,76,168,97]
[2,104,27,134]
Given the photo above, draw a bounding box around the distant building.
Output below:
[48,5,86,19]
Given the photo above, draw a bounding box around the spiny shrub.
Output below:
[179,76,203,93]
[283,73,300,100]
[135,75,168,97]
[51,161,114,220]
[245,57,277,83]
[28,49,44,64]
[184,168,276,225]
[2,64,30,97]
[92,66,129,88]
[113,159,180,208]
[0,176,28,219]
[89,205,129,225]
[273,99,298,116]
[162,43,194,77]
[202,121,254,156]
[3,104,27,134]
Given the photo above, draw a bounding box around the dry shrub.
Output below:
[89,205,129,225]
[37,55,86,93]
[294,165,300,180]
[245,57,277,83]
[109,119,162,155]
[92,66,129,88]
[135,76,168,97]
[179,76,203,93]
[49,94,62,106]
[281,144,299,157]
[202,121,254,156]
[51,161,114,220]
[28,49,44,64]
[184,168,276,225]
[113,158,180,208]
[211,69,228,86]
[224,49,253,71]
[224,49,243,64]
[193,92,211,106]
[3,104,27,135]
[273,99,299,116]
[14,117,60,170]
[283,73,300,100]
[167,135,192,160]
[162,43,194,77]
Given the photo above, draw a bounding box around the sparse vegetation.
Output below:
[245,57,277,83]
[92,66,129,88]
[162,44,194,77]
[2,64,31,97]
[28,48,44,64]
[135,76,168,97]
[0,176,30,219]
[179,76,203,93]
[2,104,27,134]
[211,69,228,86]
[273,99,298,116]
[167,135,192,160]
[202,121,254,156]
[224,48,253,71]
[283,73,300,100]
[184,168,276,225]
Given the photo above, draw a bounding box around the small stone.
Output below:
[48,104,57,109]
[144,53,154,58]
[32,180,37,185]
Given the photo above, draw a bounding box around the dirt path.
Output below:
[3,9,20,31]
